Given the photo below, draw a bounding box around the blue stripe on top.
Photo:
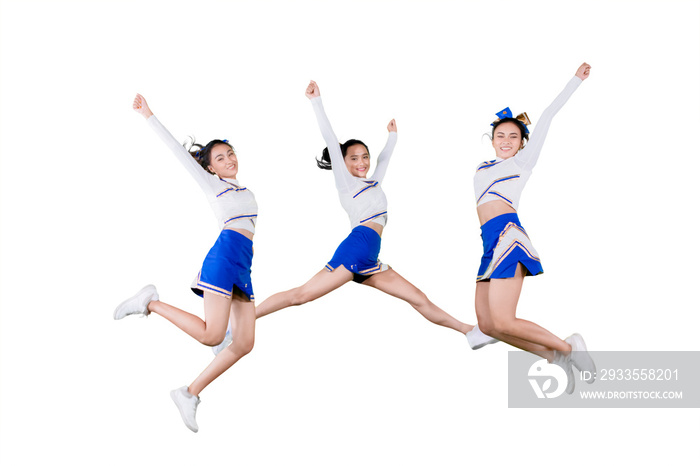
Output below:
[477,160,501,171]
[224,214,258,224]
[360,211,387,224]
[217,186,248,197]
[477,175,520,203]
[353,181,379,198]
[487,191,513,204]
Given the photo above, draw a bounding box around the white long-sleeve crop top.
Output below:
[474,76,582,210]
[147,115,258,234]
[310,97,397,229]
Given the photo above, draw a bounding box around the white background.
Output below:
[1,0,698,464]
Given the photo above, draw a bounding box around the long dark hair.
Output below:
[184,137,234,173]
[317,139,369,170]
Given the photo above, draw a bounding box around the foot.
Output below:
[552,351,575,395]
[211,328,233,356]
[170,386,200,433]
[113,285,159,320]
[566,333,596,383]
[466,324,499,350]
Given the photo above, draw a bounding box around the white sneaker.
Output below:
[552,351,575,395]
[113,285,159,320]
[466,324,499,350]
[566,333,596,383]
[211,328,233,356]
[170,386,200,433]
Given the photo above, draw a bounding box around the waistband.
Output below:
[480,213,522,236]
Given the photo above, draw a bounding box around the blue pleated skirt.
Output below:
[477,213,543,281]
[192,229,254,300]
[326,225,389,280]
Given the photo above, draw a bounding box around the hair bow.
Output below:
[491,107,531,133]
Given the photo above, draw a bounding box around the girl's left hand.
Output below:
[575,62,591,81]
[387,119,397,133]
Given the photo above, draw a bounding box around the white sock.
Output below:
[466,324,499,350]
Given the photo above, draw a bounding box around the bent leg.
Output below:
[255,267,353,319]
[475,280,550,357]
[362,268,472,334]
[188,295,256,396]
[147,291,231,346]
[479,264,570,356]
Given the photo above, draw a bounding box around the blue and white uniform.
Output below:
[474,76,582,281]
[147,115,258,299]
[309,97,397,279]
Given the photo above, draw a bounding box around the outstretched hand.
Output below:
[575,62,591,81]
[387,119,397,133]
[305,80,320,99]
[133,94,153,119]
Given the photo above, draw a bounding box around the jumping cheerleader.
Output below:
[253,81,487,347]
[468,63,596,393]
[114,94,258,432]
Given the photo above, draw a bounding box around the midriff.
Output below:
[477,200,517,226]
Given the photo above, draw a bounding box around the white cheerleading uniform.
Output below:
[310,97,397,229]
[473,76,583,282]
[146,115,258,299]
[147,115,258,233]
[309,96,397,279]
[474,76,582,210]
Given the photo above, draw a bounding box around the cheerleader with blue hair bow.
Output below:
[466,63,597,394]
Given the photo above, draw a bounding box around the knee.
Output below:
[234,335,255,356]
[488,316,515,337]
[289,286,317,307]
[199,328,227,347]
[409,290,430,310]
[478,320,496,337]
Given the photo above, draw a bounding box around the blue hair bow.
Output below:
[496,107,513,120]
[491,107,531,133]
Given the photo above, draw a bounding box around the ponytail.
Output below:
[184,137,234,173]
[316,139,369,171]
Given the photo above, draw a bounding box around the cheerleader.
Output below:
[113,94,258,432]
[253,81,483,346]
[467,63,596,393]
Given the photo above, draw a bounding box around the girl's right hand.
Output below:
[305,80,320,99]
[133,93,153,118]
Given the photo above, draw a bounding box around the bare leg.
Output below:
[361,268,473,334]
[255,267,353,318]
[188,294,256,396]
[477,264,570,357]
[147,292,230,346]
[475,280,550,358]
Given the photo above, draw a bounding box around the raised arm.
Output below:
[133,94,215,193]
[306,81,355,193]
[515,62,591,171]
[371,119,398,184]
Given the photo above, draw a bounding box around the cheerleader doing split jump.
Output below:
[114,94,258,432]
[467,63,597,393]
[252,81,490,346]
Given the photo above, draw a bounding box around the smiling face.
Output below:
[344,143,370,178]
[492,121,524,159]
[207,143,238,179]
